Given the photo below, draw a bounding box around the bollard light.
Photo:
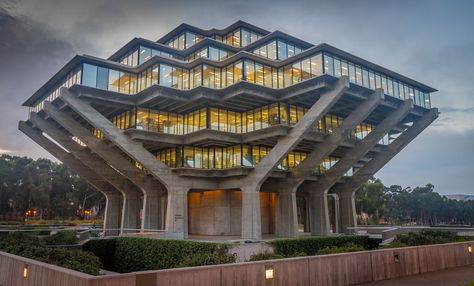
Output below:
[468,245,472,253]
[265,265,274,280]
[23,265,28,278]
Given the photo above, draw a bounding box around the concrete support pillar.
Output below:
[104,192,122,236]
[121,191,141,234]
[241,187,262,241]
[165,188,188,239]
[143,192,162,231]
[309,191,331,236]
[338,191,357,234]
[275,191,298,238]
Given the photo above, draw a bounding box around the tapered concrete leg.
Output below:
[338,191,357,234]
[275,192,298,237]
[121,192,141,234]
[241,187,262,241]
[104,192,122,236]
[143,192,162,231]
[310,191,331,236]
[165,188,188,239]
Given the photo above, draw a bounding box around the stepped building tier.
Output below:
[19,21,438,240]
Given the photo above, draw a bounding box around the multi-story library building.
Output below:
[20,21,438,240]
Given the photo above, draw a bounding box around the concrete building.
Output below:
[19,21,438,240]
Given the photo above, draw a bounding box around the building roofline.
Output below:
[156,20,270,44]
[108,30,314,62]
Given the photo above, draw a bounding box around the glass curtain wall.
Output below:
[323,52,431,108]
[216,28,262,47]
[252,39,303,60]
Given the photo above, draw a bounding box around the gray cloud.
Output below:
[0,0,473,194]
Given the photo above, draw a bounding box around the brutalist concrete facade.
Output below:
[19,21,438,240]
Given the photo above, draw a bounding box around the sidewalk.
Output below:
[359,265,474,286]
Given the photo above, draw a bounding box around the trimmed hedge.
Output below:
[390,230,466,247]
[248,252,284,261]
[269,235,378,257]
[0,232,101,275]
[316,243,365,255]
[84,237,236,273]
[43,230,79,245]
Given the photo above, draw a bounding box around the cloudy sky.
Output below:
[0,0,473,195]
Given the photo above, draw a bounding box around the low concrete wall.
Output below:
[1,242,473,286]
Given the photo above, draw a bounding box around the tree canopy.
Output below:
[0,154,104,221]
[355,179,474,226]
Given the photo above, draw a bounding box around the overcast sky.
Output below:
[0,0,473,195]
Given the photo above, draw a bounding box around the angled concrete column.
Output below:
[309,189,331,236]
[42,101,163,232]
[291,89,384,183]
[312,100,414,195]
[18,121,121,235]
[103,192,122,236]
[274,191,298,238]
[165,187,188,239]
[59,88,175,188]
[241,186,262,241]
[332,108,439,234]
[245,77,350,188]
[29,113,142,234]
[338,191,357,234]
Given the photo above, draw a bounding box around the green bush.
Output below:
[83,238,117,270]
[391,230,466,247]
[88,237,235,273]
[248,252,284,261]
[0,232,101,275]
[269,235,376,257]
[316,243,365,255]
[43,230,79,245]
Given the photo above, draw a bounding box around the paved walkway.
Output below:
[359,265,474,286]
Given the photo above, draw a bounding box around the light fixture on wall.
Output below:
[23,265,28,278]
[265,265,274,280]
[468,245,472,253]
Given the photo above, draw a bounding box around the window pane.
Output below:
[97,67,109,90]
[268,41,277,59]
[160,64,173,87]
[301,58,311,80]
[139,46,152,64]
[108,69,119,92]
[209,46,219,61]
[255,63,264,85]
[82,64,97,87]
[324,54,334,75]
[245,61,255,83]
[310,54,323,76]
[278,41,288,60]
[334,57,341,77]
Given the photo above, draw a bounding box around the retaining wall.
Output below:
[0,241,472,286]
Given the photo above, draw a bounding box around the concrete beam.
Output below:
[58,87,175,188]
[312,99,414,195]
[245,76,350,189]
[18,121,121,235]
[42,101,164,231]
[29,113,143,233]
[290,89,384,185]
[335,108,439,193]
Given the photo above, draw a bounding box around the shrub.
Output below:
[316,243,364,255]
[83,238,117,270]
[269,235,376,257]
[391,230,466,247]
[43,230,79,245]
[47,248,102,275]
[248,252,284,261]
[0,232,101,275]
[86,237,236,273]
